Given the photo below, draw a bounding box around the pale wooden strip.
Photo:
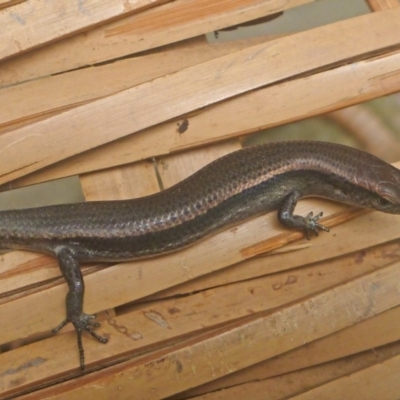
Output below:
[0,245,382,395]
[366,0,399,11]
[0,0,169,61]
[0,251,59,294]
[290,352,400,400]
[15,261,400,399]
[2,9,400,184]
[13,47,400,188]
[327,105,400,162]
[186,342,400,400]
[0,0,313,86]
[0,36,271,129]
[180,305,400,397]
[81,162,159,201]
[157,140,242,189]
[0,0,25,9]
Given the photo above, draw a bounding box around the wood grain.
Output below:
[290,352,400,400]
[13,260,400,399]
[366,0,400,11]
[0,0,25,9]
[8,44,400,189]
[0,0,168,61]
[2,9,400,185]
[0,0,312,86]
[0,36,271,130]
[178,308,400,398]
[184,342,400,400]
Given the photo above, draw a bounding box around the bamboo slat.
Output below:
[0,0,25,9]
[178,309,400,398]
[10,47,400,188]
[14,260,400,399]
[327,105,400,162]
[183,342,400,400]
[289,353,400,400]
[0,0,168,61]
[2,9,400,184]
[366,0,399,11]
[0,36,270,130]
[0,0,313,85]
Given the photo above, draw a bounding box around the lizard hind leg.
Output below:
[52,245,108,370]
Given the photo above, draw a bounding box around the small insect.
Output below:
[177,118,189,134]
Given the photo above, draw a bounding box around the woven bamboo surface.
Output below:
[1,1,400,399]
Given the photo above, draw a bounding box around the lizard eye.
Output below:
[377,197,392,207]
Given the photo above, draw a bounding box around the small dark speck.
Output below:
[248,287,254,294]
[177,119,189,134]
[168,307,181,315]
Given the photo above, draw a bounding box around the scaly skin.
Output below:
[2,141,400,369]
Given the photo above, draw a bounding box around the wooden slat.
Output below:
[11,47,400,188]
[184,342,400,400]
[156,141,242,189]
[0,36,271,130]
[366,0,399,11]
[289,352,400,400]
[0,0,312,86]
[0,0,25,9]
[81,162,160,201]
[2,9,400,185]
[14,260,400,399]
[3,241,400,397]
[178,307,400,398]
[327,105,400,162]
[0,0,169,61]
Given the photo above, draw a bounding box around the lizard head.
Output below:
[369,164,400,214]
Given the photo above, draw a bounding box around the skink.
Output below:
[2,140,400,370]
